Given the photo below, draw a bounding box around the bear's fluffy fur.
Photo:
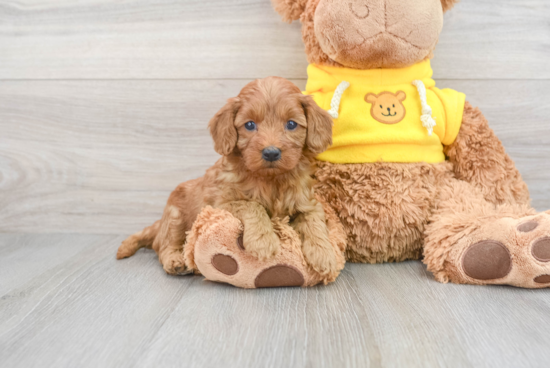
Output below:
[270,0,550,288]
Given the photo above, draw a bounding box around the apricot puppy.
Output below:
[117,77,339,277]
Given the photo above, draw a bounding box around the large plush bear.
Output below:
[187,0,550,288]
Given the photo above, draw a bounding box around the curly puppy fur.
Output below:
[117,77,341,277]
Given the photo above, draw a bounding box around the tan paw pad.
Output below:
[532,237,550,262]
[254,265,305,288]
[462,241,512,280]
[212,254,239,275]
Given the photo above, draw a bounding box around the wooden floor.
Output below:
[1,0,550,367]
[1,234,550,368]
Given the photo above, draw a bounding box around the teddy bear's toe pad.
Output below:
[212,254,239,275]
[462,241,512,280]
[532,237,550,262]
[254,265,305,288]
[517,221,538,233]
[534,275,550,284]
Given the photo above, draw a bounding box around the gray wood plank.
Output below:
[1,233,550,368]
[0,0,548,80]
[0,233,109,295]
[349,262,550,368]
[1,79,549,234]
[0,234,196,368]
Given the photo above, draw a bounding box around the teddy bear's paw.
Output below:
[189,215,312,288]
[186,207,345,288]
[452,212,550,288]
[201,239,307,288]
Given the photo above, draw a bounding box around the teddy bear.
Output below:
[268,0,550,288]
[186,0,550,289]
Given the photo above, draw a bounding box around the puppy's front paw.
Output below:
[302,238,339,276]
[243,229,281,261]
[162,252,190,276]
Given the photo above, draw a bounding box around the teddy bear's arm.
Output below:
[443,101,530,206]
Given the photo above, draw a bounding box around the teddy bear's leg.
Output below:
[314,160,449,264]
[445,102,531,207]
[184,206,345,288]
[423,178,550,288]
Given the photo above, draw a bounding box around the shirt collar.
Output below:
[306,60,435,92]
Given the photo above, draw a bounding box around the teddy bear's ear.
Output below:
[365,93,378,104]
[396,91,407,102]
[440,0,460,12]
[271,0,308,23]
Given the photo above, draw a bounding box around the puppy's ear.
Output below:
[440,0,459,12]
[301,95,333,155]
[208,97,241,156]
[271,0,308,23]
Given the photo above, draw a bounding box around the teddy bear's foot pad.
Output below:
[453,213,550,288]
[254,265,305,288]
[184,206,345,288]
[211,254,239,276]
[462,241,512,280]
[532,237,550,262]
[211,252,305,287]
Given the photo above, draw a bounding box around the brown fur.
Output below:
[444,102,531,206]
[271,0,308,22]
[117,77,340,276]
[440,0,460,13]
[314,160,455,264]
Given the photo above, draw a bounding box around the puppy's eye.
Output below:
[244,121,256,131]
[286,120,298,130]
[380,105,383,109]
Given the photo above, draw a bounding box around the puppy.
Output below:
[117,77,339,276]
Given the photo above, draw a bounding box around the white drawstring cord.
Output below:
[327,81,350,119]
[412,80,436,136]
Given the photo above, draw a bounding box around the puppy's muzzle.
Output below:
[262,146,282,162]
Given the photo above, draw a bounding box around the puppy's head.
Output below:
[208,77,333,175]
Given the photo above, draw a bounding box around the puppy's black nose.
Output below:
[387,107,391,112]
[262,146,282,162]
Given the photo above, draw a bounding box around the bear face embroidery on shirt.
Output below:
[365,91,407,124]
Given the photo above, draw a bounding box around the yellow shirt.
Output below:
[305,60,466,164]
